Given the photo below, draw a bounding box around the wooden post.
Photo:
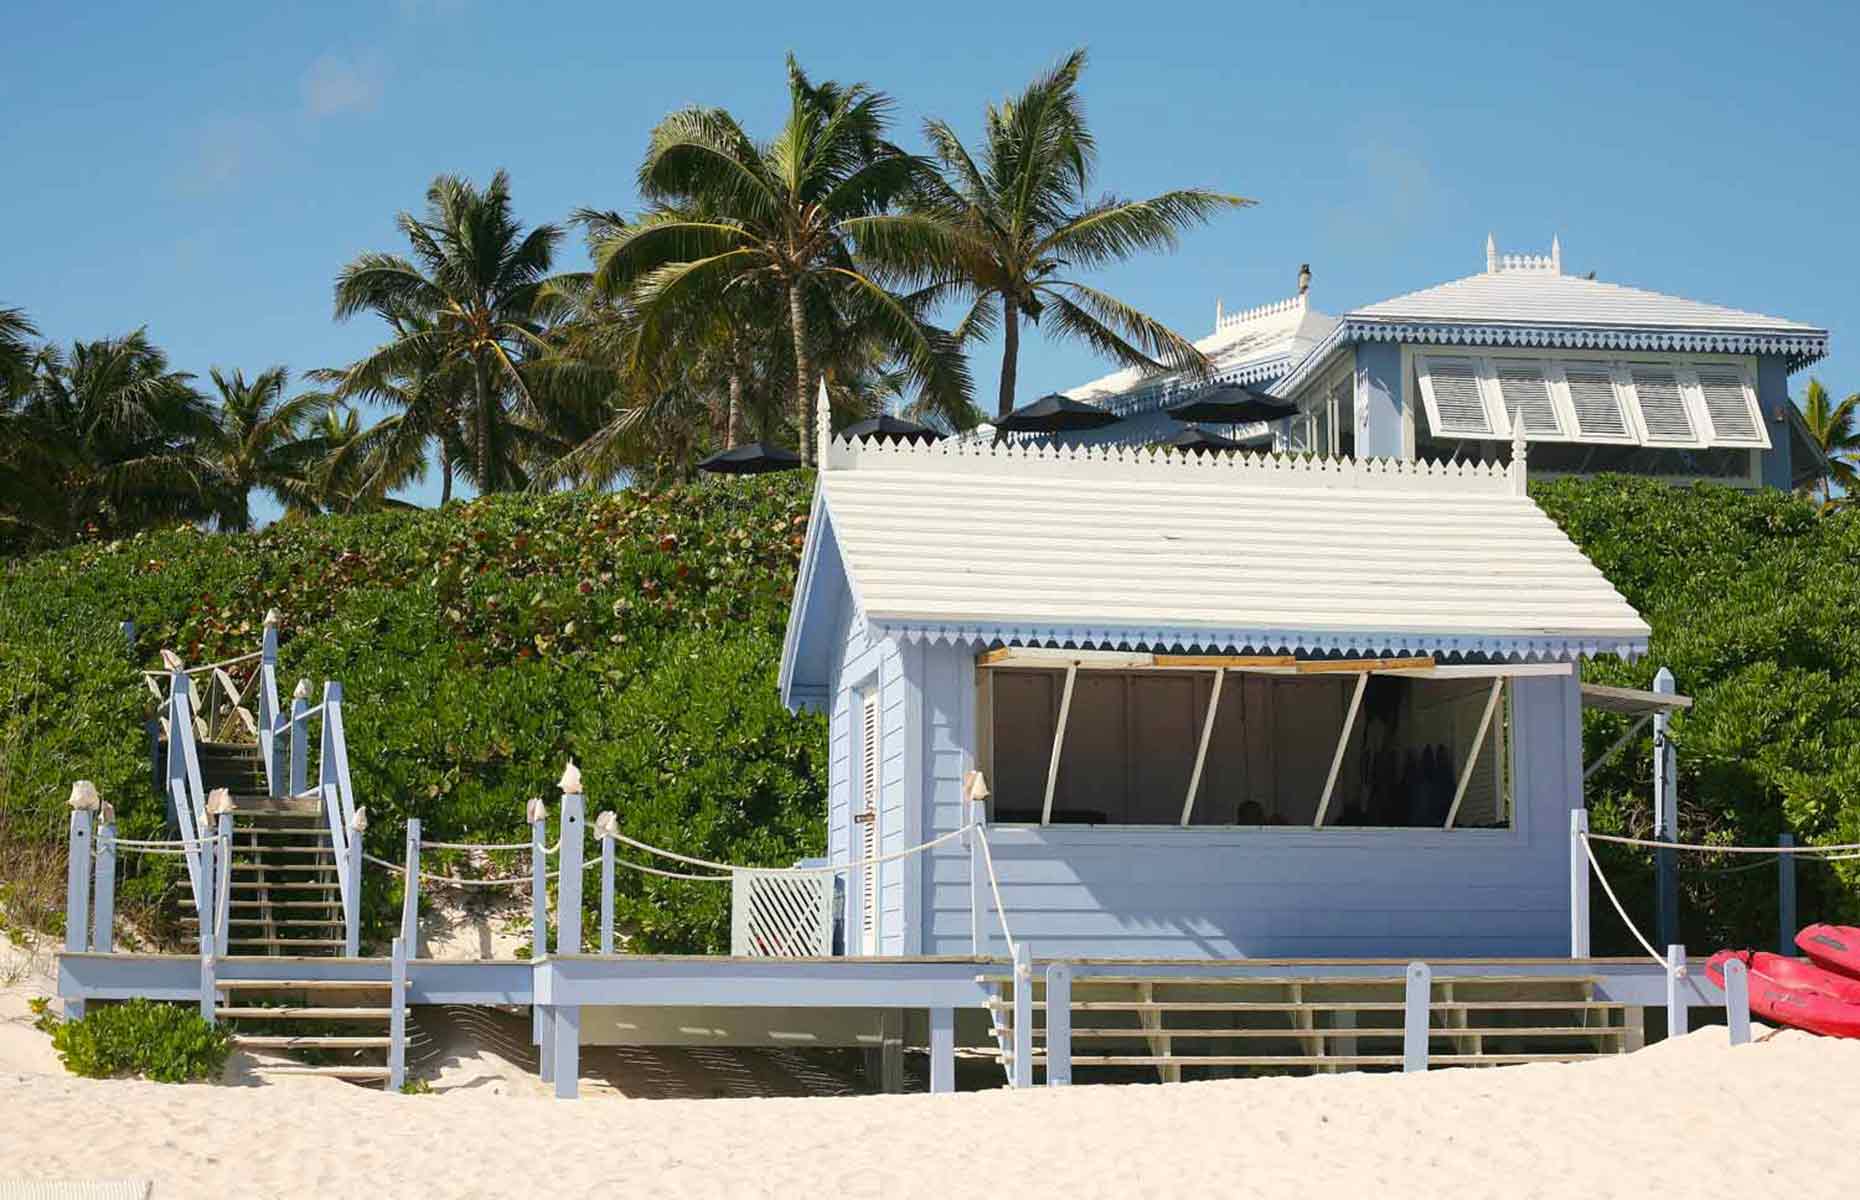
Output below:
[539,1005,555,1082]
[552,1003,580,1099]
[199,949,216,1024]
[92,804,116,954]
[1723,956,1750,1046]
[389,935,407,1092]
[1569,808,1591,958]
[1778,833,1797,955]
[288,683,309,797]
[1653,668,1679,950]
[343,810,364,958]
[1403,961,1432,1072]
[530,798,547,1047]
[968,797,985,956]
[1012,942,1034,1089]
[878,1008,904,1094]
[1045,962,1073,1087]
[401,819,422,955]
[1666,944,1688,1038]
[215,809,234,953]
[556,772,584,956]
[928,1007,955,1094]
[599,821,615,956]
[64,797,94,957]
[260,612,281,796]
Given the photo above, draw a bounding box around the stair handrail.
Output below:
[255,612,282,797]
[163,667,212,925]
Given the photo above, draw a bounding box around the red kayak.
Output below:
[1707,950,1860,1037]
[1796,924,1860,980]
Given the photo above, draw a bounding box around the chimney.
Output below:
[1297,264,1311,296]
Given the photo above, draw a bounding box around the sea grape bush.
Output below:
[49,998,232,1082]
[3,472,1856,955]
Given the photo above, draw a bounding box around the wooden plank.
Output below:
[1312,673,1369,827]
[989,999,1629,1013]
[1153,655,1296,669]
[1001,1053,1611,1068]
[1040,664,1078,826]
[1050,1025,1627,1040]
[1179,669,1225,826]
[1444,677,1506,829]
[1296,656,1435,674]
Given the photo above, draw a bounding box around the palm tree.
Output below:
[1799,378,1860,510]
[590,55,970,467]
[333,171,561,497]
[303,408,422,514]
[200,366,335,531]
[0,306,36,398]
[313,312,470,504]
[1,330,216,549]
[909,49,1251,418]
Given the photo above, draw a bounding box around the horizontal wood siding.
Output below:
[915,649,1581,959]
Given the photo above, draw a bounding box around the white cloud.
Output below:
[302,53,385,118]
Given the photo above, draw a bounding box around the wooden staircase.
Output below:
[214,977,399,1085]
[983,968,1643,1083]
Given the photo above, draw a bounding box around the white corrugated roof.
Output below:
[1062,294,1338,405]
[806,439,1649,661]
[1353,269,1821,333]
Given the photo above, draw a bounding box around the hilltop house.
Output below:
[1053,237,1830,490]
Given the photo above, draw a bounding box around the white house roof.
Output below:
[785,437,1649,676]
[1062,293,1338,411]
[1353,269,1822,333]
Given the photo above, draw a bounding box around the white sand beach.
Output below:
[3,940,1855,1200]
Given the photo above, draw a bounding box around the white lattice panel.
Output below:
[731,870,834,957]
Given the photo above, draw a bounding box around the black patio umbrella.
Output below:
[838,414,946,444]
[995,393,1122,435]
[1158,426,1248,454]
[1164,382,1296,425]
[697,442,803,475]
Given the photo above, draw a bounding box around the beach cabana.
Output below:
[780,423,1650,960]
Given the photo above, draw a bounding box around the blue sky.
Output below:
[4,0,1856,512]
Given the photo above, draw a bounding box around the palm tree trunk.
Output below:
[439,440,453,506]
[997,294,1021,420]
[473,355,493,490]
[726,333,748,451]
[787,281,813,469]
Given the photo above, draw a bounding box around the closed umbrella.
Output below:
[697,442,803,475]
[1165,382,1295,425]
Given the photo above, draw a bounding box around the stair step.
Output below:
[237,827,331,836]
[977,974,1601,987]
[217,979,390,991]
[248,1065,393,1080]
[230,882,340,892]
[217,1006,393,1020]
[221,937,347,947]
[988,1000,1628,1013]
[231,864,337,873]
[233,845,336,855]
[226,901,341,910]
[994,1053,1611,1068]
[233,1035,393,1050]
[185,917,345,928]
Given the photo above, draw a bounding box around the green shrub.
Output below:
[50,998,232,1082]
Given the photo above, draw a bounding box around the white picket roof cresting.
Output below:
[797,438,1650,664]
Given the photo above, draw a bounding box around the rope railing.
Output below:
[139,649,261,677]
[1576,832,1670,969]
[605,823,974,877]
[973,826,1019,961]
[1582,831,1860,856]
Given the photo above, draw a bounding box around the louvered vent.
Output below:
[1495,362,1561,435]
[1696,367,1760,443]
[1562,368,1630,439]
[1424,358,1493,435]
[859,692,880,954]
[1629,367,1695,443]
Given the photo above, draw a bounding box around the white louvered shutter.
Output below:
[858,692,880,955]
[1420,357,1495,437]
[1695,366,1764,445]
[1629,367,1697,444]
[1494,361,1561,436]
[1561,366,1632,440]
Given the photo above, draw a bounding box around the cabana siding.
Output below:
[907,646,1582,959]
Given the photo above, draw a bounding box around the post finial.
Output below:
[293,678,311,702]
[207,787,236,816]
[815,375,832,468]
[1485,232,1498,273]
[1508,409,1529,496]
[348,807,368,833]
[100,800,116,826]
[263,608,280,628]
[593,810,619,840]
[526,795,547,824]
[559,760,583,796]
[1550,235,1562,275]
[160,648,184,673]
[68,780,101,811]
[963,769,990,803]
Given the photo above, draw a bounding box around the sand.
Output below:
[2,953,1854,1200]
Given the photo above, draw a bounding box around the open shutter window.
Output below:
[1419,356,1496,438]
[1628,366,1698,445]
[1494,361,1562,437]
[1695,366,1768,447]
[1561,366,1633,441]
[858,692,880,954]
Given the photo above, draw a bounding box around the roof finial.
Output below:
[1215,297,1223,329]
[815,376,832,469]
[1509,409,1529,497]
[1550,235,1562,276]
[1297,264,1311,296]
[1485,233,1498,273]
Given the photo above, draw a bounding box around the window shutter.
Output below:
[1420,357,1495,437]
[1695,366,1763,444]
[859,692,880,953]
[1561,367,1631,440]
[1628,366,1697,444]
[1494,362,1561,436]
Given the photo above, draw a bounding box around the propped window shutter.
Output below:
[858,692,880,953]
[1421,357,1495,436]
[1562,367,1631,440]
[1695,367,1764,445]
[1494,362,1561,436]
[1629,366,1697,444]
